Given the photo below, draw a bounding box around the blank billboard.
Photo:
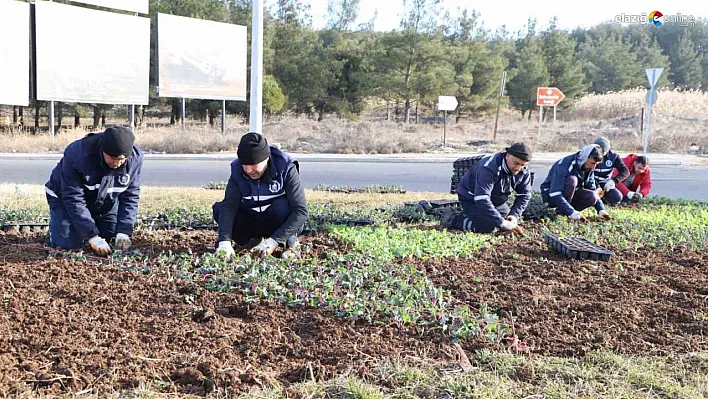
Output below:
[67,0,148,14]
[35,0,150,105]
[0,0,30,106]
[157,13,247,101]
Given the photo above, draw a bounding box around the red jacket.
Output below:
[612,154,651,197]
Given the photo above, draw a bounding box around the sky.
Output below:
[278,0,708,35]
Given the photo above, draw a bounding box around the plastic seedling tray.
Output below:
[543,232,614,261]
[2,223,49,232]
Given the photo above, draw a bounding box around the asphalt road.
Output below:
[1,159,707,200]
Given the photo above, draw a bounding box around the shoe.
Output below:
[416,200,433,213]
[439,207,461,228]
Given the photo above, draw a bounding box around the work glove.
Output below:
[569,211,586,222]
[216,241,235,259]
[251,237,278,259]
[629,192,644,202]
[598,210,612,220]
[89,235,112,256]
[499,219,517,232]
[603,180,616,191]
[115,233,132,251]
[505,215,525,235]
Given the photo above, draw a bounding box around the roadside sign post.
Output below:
[643,68,663,155]
[438,95,458,147]
[536,87,565,138]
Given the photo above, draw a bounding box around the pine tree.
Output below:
[627,26,671,88]
[578,32,639,92]
[669,31,702,89]
[541,18,587,108]
[506,34,550,119]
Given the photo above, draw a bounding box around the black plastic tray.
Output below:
[2,223,49,232]
[543,232,613,261]
[450,155,535,193]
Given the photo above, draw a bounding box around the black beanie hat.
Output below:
[103,126,135,158]
[237,132,271,165]
[505,142,532,161]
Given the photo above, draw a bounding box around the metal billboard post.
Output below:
[222,100,226,133]
[48,101,54,136]
[181,97,185,130]
[249,0,264,134]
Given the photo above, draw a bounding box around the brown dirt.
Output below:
[420,231,708,357]
[1,227,706,397]
[0,232,451,397]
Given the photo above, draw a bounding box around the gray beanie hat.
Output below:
[594,137,610,156]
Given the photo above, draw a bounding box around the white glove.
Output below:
[506,215,519,225]
[115,233,131,251]
[598,210,611,220]
[635,192,643,200]
[499,219,517,231]
[251,237,278,258]
[569,211,583,221]
[216,241,235,258]
[89,235,112,256]
[603,180,616,191]
[627,192,635,200]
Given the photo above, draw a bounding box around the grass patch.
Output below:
[290,350,708,399]
[545,203,708,250]
[14,350,708,398]
[328,224,496,261]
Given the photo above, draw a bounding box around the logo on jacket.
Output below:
[118,173,130,185]
[606,160,612,167]
[268,180,282,193]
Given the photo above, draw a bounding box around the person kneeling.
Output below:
[45,127,143,256]
[441,143,533,235]
[540,144,611,221]
[213,132,308,259]
[613,154,651,203]
[591,137,629,206]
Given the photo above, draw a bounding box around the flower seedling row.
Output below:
[543,232,614,261]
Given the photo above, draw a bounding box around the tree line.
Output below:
[9,0,708,131]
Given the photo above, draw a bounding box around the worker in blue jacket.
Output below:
[540,144,611,221]
[441,142,533,234]
[45,126,143,255]
[213,132,308,259]
[591,137,629,205]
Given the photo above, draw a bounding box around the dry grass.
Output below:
[0,184,452,214]
[15,350,708,398]
[566,87,708,120]
[1,89,706,155]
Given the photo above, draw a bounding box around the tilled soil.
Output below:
[421,231,708,357]
[0,232,449,397]
[1,228,706,397]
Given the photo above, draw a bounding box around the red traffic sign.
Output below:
[537,87,565,106]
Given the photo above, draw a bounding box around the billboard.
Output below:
[35,0,150,105]
[0,0,30,106]
[157,13,247,101]
[67,0,148,14]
